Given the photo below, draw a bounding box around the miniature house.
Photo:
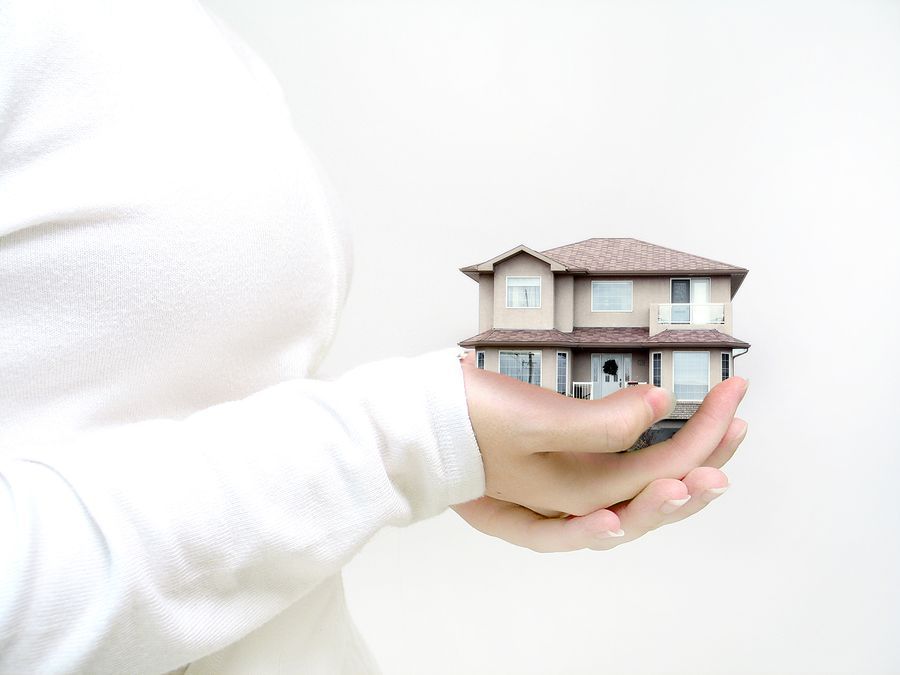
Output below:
[459,238,750,427]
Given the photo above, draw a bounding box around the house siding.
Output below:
[572,275,732,329]
[553,274,574,332]
[477,274,494,333]
[492,252,554,330]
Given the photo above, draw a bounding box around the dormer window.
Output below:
[592,280,633,312]
[506,276,541,308]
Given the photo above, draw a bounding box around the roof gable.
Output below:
[461,237,748,296]
[459,244,566,276]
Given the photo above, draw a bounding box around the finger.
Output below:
[460,366,673,464]
[607,376,748,501]
[588,478,689,550]
[541,383,676,455]
[451,496,624,553]
[703,418,749,469]
[659,466,730,525]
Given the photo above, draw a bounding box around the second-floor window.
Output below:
[506,276,541,308]
[592,280,633,312]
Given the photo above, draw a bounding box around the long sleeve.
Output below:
[0,0,485,671]
[0,346,485,673]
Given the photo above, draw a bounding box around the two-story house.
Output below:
[458,238,750,439]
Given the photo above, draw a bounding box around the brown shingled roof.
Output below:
[539,238,744,274]
[459,327,750,349]
[645,329,750,347]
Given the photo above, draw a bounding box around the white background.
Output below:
[204,1,899,673]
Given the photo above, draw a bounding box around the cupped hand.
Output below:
[453,351,748,551]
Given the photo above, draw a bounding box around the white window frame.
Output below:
[669,277,712,302]
[498,350,542,386]
[591,280,633,312]
[672,351,711,402]
[556,351,569,396]
[505,276,542,309]
[651,351,662,388]
[721,351,731,380]
[476,350,485,370]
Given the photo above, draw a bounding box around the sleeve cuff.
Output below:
[336,346,487,521]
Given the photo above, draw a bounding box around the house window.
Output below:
[673,351,709,401]
[721,352,731,380]
[556,352,568,395]
[506,276,541,308]
[670,277,711,323]
[499,351,541,386]
[651,352,662,387]
[476,351,485,369]
[591,281,633,312]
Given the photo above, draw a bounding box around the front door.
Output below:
[592,353,627,399]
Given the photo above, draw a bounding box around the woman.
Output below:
[0,1,748,672]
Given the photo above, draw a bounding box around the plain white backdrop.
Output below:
[203,1,899,673]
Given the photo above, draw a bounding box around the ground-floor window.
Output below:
[673,351,709,400]
[556,352,568,395]
[651,352,662,387]
[476,351,485,369]
[499,351,542,386]
[721,352,731,380]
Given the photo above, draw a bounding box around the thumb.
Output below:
[538,384,676,454]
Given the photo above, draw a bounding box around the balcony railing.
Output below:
[657,303,725,325]
[572,382,593,400]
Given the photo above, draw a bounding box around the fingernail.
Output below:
[600,529,625,538]
[660,496,691,514]
[646,387,676,418]
[701,486,730,502]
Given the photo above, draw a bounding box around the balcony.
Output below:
[650,302,731,336]
[657,303,726,325]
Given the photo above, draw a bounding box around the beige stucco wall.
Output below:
[554,274,574,332]
[477,274,494,333]
[479,272,734,333]
[573,277,662,328]
[572,275,732,329]
[477,347,499,373]
[492,253,555,329]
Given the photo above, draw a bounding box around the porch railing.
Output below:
[572,382,593,400]
[657,303,725,325]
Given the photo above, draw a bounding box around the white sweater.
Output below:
[0,1,486,672]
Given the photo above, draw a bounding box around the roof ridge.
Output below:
[540,236,638,254]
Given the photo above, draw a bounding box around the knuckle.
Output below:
[600,404,638,451]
